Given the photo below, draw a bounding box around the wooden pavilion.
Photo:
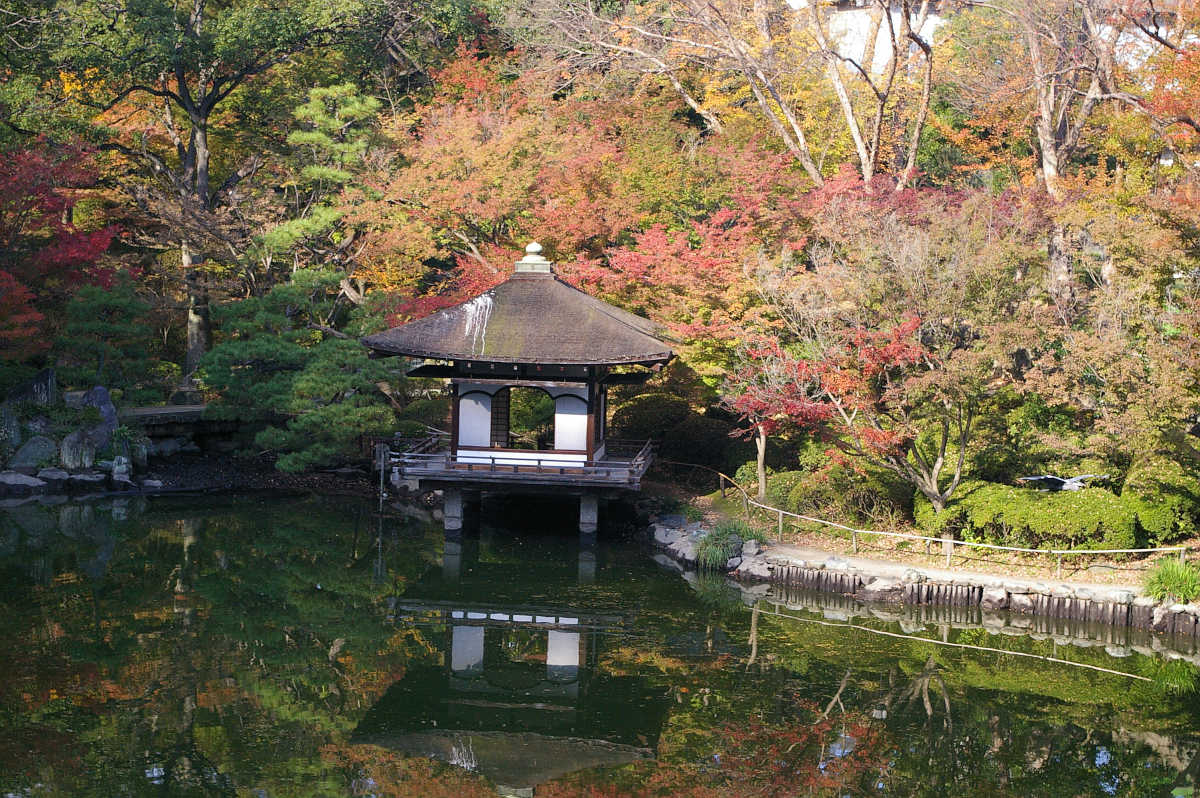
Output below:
[361,243,673,533]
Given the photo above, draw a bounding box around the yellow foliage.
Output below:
[59,68,101,98]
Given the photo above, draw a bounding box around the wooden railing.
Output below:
[388,439,656,485]
[660,459,1190,577]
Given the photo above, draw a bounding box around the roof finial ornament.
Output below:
[516,241,553,274]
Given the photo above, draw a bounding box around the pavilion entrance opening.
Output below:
[490,387,555,450]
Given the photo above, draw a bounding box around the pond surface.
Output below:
[0,493,1198,797]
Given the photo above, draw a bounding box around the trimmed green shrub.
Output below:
[765,470,807,509]
[660,413,734,470]
[610,392,690,440]
[795,437,833,471]
[734,459,772,489]
[1122,455,1200,545]
[787,463,912,528]
[1144,558,1200,603]
[916,481,1138,551]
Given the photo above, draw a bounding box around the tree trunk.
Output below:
[182,241,211,377]
[194,124,211,207]
[755,425,768,501]
[1047,223,1075,304]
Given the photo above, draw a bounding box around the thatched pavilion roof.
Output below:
[361,244,672,366]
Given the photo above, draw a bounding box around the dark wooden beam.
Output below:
[449,383,460,454]
[586,375,596,460]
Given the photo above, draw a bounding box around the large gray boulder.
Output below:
[9,435,59,472]
[60,430,97,470]
[82,386,119,450]
[67,472,106,494]
[1009,593,1036,615]
[36,468,68,493]
[980,586,1010,611]
[859,577,904,603]
[0,471,47,496]
[111,455,133,490]
[735,555,772,581]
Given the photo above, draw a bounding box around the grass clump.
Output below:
[714,518,767,544]
[1144,558,1200,603]
[695,533,737,570]
[696,520,767,569]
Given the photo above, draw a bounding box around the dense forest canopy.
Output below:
[3,0,1200,542]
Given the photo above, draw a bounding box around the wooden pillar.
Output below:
[585,373,596,461]
[449,382,460,456]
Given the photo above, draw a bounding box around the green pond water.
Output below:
[0,493,1198,797]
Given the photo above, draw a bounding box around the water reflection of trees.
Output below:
[0,498,1196,796]
[0,497,479,796]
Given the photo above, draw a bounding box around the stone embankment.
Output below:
[760,584,1200,666]
[649,514,1200,639]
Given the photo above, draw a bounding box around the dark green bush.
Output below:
[733,459,771,488]
[1121,455,1200,545]
[610,392,690,440]
[764,470,807,509]
[392,419,428,438]
[660,413,734,470]
[399,396,450,429]
[787,464,911,528]
[916,481,1138,551]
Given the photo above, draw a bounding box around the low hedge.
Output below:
[916,481,1138,551]
[787,464,911,528]
[764,470,808,509]
[1121,454,1200,546]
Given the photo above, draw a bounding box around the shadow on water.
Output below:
[0,493,1196,796]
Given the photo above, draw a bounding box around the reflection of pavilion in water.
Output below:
[353,534,670,796]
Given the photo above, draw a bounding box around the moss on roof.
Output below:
[361,273,673,365]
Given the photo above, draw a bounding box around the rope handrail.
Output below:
[654,459,1189,575]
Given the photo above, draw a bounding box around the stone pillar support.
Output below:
[579,493,598,534]
[444,488,464,532]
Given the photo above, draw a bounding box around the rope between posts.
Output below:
[655,459,1190,573]
[757,604,1152,681]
